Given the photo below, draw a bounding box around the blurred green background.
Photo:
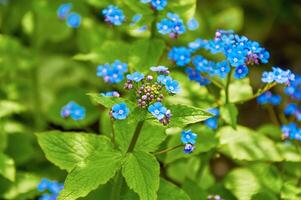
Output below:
[0,0,301,199]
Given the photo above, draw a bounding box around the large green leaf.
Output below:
[168,104,213,127]
[114,111,165,153]
[157,179,190,200]
[36,131,112,172]
[129,39,166,72]
[168,0,197,21]
[220,103,238,129]
[217,126,282,161]
[122,151,160,200]
[58,149,123,200]
[0,153,15,182]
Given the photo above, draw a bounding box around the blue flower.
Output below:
[187,18,199,31]
[181,130,197,144]
[111,60,128,73]
[150,66,169,74]
[214,61,231,78]
[157,19,173,34]
[150,0,167,10]
[126,72,145,82]
[192,55,211,73]
[97,61,128,84]
[157,75,172,84]
[284,103,298,116]
[102,5,125,26]
[168,47,191,67]
[262,67,295,84]
[256,91,281,106]
[165,79,181,94]
[204,108,219,129]
[61,101,85,121]
[188,38,208,52]
[111,103,130,120]
[185,68,211,86]
[157,13,186,37]
[284,75,301,100]
[37,178,63,200]
[130,14,142,26]
[184,143,195,154]
[66,12,81,28]
[148,102,168,120]
[234,65,249,79]
[282,123,301,141]
[101,91,120,97]
[57,3,72,19]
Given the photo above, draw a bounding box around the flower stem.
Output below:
[225,68,234,104]
[154,144,184,155]
[127,121,145,153]
[111,119,116,147]
[110,171,123,200]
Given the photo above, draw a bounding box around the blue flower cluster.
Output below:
[61,101,85,121]
[262,67,295,84]
[102,5,125,26]
[285,75,301,100]
[157,75,181,94]
[140,0,167,11]
[256,91,281,106]
[148,102,171,125]
[157,13,186,38]
[185,68,211,86]
[281,123,301,141]
[192,56,231,78]
[181,130,197,154]
[57,3,81,28]
[101,91,120,97]
[204,108,219,129]
[168,47,191,66]
[97,60,128,84]
[111,103,130,120]
[37,178,63,200]
[184,30,271,79]
[284,103,301,121]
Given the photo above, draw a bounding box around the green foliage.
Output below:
[122,151,160,200]
[0,153,15,182]
[220,104,238,129]
[36,131,112,172]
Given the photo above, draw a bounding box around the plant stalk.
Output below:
[127,120,145,153]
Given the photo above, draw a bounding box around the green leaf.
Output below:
[220,103,238,129]
[0,172,40,200]
[129,39,165,72]
[211,7,244,31]
[114,109,164,153]
[88,93,134,109]
[122,0,153,15]
[182,179,207,200]
[58,149,123,200]
[36,131,112,172]
[228,79,253,103]
[0,100,26,118]
[122,151,160,200]
[168,104,213,128]
[217,126,282,161]
[168,0,197,21]
[225,168,260,200]
[281,181,301,200]
[158,179,190,200]
[0,153,15,182]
